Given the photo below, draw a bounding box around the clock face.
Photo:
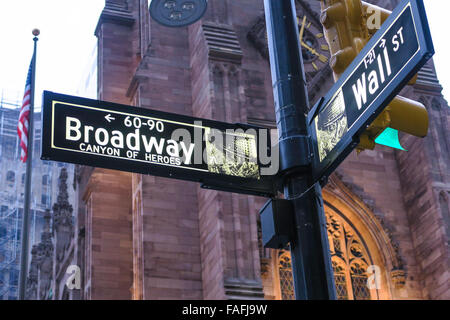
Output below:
[297,15,330,74]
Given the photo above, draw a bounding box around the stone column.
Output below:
[126,0,204,299]
[188,0,265,299]
[76,0,136,300]
[81,169,133,299]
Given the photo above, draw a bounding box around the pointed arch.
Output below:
[322,174,406,299]
[273,173,406,300]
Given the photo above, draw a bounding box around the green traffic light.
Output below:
[375,127,406,151]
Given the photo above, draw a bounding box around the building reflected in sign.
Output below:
[205,129,259,179]
[315,90,348,162]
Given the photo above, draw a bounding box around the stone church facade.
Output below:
[29,0,449,300]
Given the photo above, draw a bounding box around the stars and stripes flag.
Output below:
[17,60,33,163]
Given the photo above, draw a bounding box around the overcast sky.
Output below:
[0,0,104,107]
[423,0,450,103]
[0,0,448,109]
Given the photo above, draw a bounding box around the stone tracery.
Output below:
[277,174,407,300]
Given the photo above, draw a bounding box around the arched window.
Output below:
[350,263,371,300]
[332,260,349,300]
[273,175,404,300]
[327,212,375,300]
[278,251,295,300]
[278,212,378,300]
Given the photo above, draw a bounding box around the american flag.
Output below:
[17,60,33,163]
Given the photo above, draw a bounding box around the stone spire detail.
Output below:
[36,209,54,300]
[52,168,73,263]
[25,245,39,300]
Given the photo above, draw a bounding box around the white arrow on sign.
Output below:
[379,38,386,48]
[105,114,115,123]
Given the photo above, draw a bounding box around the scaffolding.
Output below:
[0,90,73,299]
[0,94,21,299]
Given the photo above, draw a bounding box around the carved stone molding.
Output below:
[247,15,268,60]
[36,210,54,300]
[391,269,407,289]
[95,1,135,37]
[415,63,443,93]
[203,22,243,63]
[126,55,150,99]
[324,173,407,296]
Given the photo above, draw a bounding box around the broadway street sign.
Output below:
[41,91,276,197]
[308,0,434,182]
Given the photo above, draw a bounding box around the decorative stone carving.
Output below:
[260,258,270,277]
[322,173,410,298]
[36,210,54,300]
[53,168,74,263]
[25,245,39,300]
[247,15,269,60]
[256,218,267,276]
[330,172,406,272]
[391,269,407,288]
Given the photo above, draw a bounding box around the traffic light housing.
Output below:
[319,0,428,151]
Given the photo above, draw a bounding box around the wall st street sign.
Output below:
[308,0,434,182]
[41,91,276,197]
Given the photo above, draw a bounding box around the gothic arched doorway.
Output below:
[274,175,405,300]
[278,210,376,300]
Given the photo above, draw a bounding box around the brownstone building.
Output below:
[31,0,449,300]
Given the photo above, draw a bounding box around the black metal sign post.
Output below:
[264,0,337,300]
[41,91,275,197]
[309,0,434,183]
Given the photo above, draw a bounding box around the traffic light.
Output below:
[319,0,428,152]
[357,96,428,151]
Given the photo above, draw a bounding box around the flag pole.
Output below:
[18,29,39,300]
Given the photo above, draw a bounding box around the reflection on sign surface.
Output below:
[315,90,347,162]
[205,129,259,179]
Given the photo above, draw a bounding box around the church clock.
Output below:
[297,15,330,73]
